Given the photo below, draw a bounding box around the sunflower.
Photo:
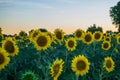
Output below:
[93,31,103,41]
[114,48,119,53]
[103,57,115,72]
[104,36,111,42]
[74,29,84,40]
[29,29,40,41]
[103,33,107,37]
[33,33,51,51]
[82,32,93,44]
[111,33,116,38]
[50,59,64,80]
[0,48,10,70]
[13,34,19,42]
[116,33,120,37]
[65,37,77,51]
[53,28,64,43]
[71,55,90,76]
[21,71,38,80]
[2,37,19,56]
[102,41,111,50]
[116,36,120,44]
[106,33,111,37]
[19,30,27,38]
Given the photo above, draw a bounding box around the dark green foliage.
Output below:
[86,24,103,33]
[21,71,38,80]
[0,27,2,35]
[39,28,48,32]
[110,1,120,32]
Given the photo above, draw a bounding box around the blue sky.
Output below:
[0,0,119,34]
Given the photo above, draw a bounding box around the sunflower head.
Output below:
[104,36,111,42]
[0,48,10,70]
[102,41,111,50]
[53,28,64,43]
[65,37,77,51]
[50,59,64,80]
[114,48,119,53]
[2,37,19,56]
[19,30,27,38]
[33,33,51,51]
[83,32,93,44]
[116,33,120,37]
[116,36,120,44]
[21,71,38,80]
[13,34,19,41]
[93,31,103,41]
[111,33,116,38]
[106,33,111,37]
[29,29,40,41]
[103,57,115,72]
[74,29,84,40]
[71,55,90,76]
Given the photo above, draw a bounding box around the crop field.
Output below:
[0,28,120,80]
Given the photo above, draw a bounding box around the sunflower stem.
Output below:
[99,73,102,80]
[76,75,79,80]
[99,68,103,80]
[93,42,96,51]
[13,57,16,75]
[37,51,41,66]
[65,51,68,63]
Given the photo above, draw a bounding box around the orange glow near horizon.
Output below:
[2,25,118,35]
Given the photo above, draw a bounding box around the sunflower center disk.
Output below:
[37,36,47,47]
[103,43,109,48]
[5,41,15,53]
[106,38,110,41]
[77,60,86,71]
[76,31,82,38]
[106,60,112,68]
[0,53,4,64]
[68,40,74,48]
[85,35,91,42]
[95,33,100,39]
[19,32,24,37]
[53,64,60,76]
[56,32,62,40]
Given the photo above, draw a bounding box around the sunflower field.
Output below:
[0,28,120,80]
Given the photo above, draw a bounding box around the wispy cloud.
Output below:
[0,0,14,4]
[0,0,54,10]
[12,1,55,9]
[63,0,78,4]
[0,0,16,9]
[53,0,79,4]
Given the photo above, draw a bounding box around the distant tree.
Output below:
[39,28,48,32]
[0,27,2,44]
[110,1,120,32]
[86,24,103,33]
[0,27,2,35]
[106,30,113,34]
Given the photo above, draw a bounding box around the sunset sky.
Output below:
[0,0,119,34]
